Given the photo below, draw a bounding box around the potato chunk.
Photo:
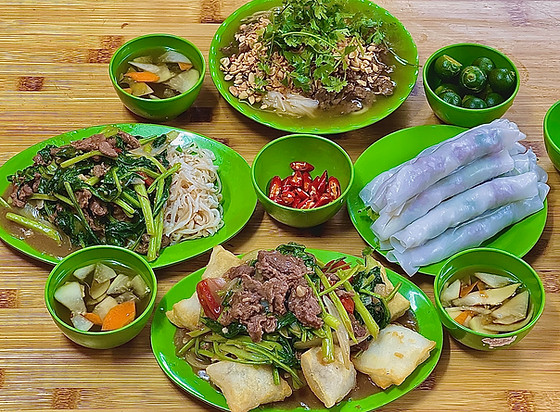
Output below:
[166,293,202,330]
[300,346,356,408]
[206,361,292,412]
[202,245,242,280]
[353,324,436,389]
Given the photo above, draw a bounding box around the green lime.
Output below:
[434,54,463,80]
[438,91,462,106]
[434,83,461,95]
[485,92,505,107]
[460,66,487,93]
[475,84,493,100]
[472,56,495,74]
[462,94,477,105]
[488,68,516,95]
[462,96,488,109]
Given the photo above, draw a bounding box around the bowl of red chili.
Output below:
[251,134,354,227]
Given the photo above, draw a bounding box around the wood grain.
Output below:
[0,0,559,411]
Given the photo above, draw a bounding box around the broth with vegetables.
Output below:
[54,260,151,332]
[440,268,532,334]
[118,48,200,99]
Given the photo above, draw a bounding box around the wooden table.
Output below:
[1,0,559,410]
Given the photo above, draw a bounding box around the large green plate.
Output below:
[209,0,418,134]
[0,124,256,269]
[150,248,443,411]
[347,125,548,276]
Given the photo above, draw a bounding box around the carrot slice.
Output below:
[101,300,136,331]
[454,310,475,325]
[460,280,479,297]
[83,312,103,326]
[122,87,132,94]
[178,62,193,71]
[124,71,160,83]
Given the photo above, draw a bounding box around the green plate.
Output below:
[347,125,548,276]
[150,248,443,411]
[209,0,418,134]
[0,124,256,269]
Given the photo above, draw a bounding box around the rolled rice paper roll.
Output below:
[389,172,539,252]
[366,119,524,214]
[504,149,548,183]
[387,182,549,276]
[371,150,515,241]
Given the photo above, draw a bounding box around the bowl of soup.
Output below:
[434,248,545,351]
[109,33,206,121]
[45,245,157,349]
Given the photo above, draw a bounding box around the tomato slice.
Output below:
[340,297,355,314]
[196,278,226,320]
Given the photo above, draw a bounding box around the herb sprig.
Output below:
[260,0,386,93]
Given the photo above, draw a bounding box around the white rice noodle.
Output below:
[163,143,223,243]
[262,91,319,118]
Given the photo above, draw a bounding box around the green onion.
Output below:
[85,176,100,187]
[177,338,196,357]
[321,325,335,363]
[53,193,73,207]
[113,198,135,217]
[147,163,180,194]
[60,150,102,168]
[120,191,141,209]
[344,280,379,340]
[272,367,280,385]
[315,267,357,343]
[318,265,359,296]
[133,182,155,236]
[28,194,58,202]
[0,196,10,209]
[111,167,122,197]
[5,212,61,243]
[187,327,211,338]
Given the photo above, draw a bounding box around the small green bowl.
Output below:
[109,33,206,121]
[423,43,520,127]
[252,134,354,227]
[543,100,560,171]
[434,248,545,351]
[45,245,157,349]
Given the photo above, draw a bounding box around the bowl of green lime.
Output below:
[423,43,519,127]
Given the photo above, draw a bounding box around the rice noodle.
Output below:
[163,142,223,243]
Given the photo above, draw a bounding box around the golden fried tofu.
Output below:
[202,245,241,280]
[300,346,356,408]
[205,361,292,412]
[352,324,436,389]
[166,293,201,330]
[374,265,411,321]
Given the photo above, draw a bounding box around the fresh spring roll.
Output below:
[367,119,524,214]
[371,150,515,242]
[387,183,549,276]
[389,171,540,253]
[504,149,548,183]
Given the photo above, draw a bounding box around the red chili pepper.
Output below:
[340,297,355,314]
[302,172,312,192]
[299,199,316,209]
[291,171,303,188]
[196,278,226,320]
[268,176,282,200]
[315,193,332,207]
[327,176,341,200]
[290,161,315,172]
[137,171,154,186]
[324,259,351,273]
[317,170,328,194]
[294,187,309,200]
[280,190,296,206]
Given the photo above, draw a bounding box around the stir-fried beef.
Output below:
[92,163,110,177]
[9,172,41,208]
[76,189,92,209]
[134,233,151,254]
[117,131,140,149]
[219,250,321,341]
[89,198,108,217]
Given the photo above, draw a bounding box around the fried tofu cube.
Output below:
[300,346,356,408]
[352,324,436,389]
[202,245,242,279]
[166,293,201,330]
[205,361,292,412]
[374,266,411,321]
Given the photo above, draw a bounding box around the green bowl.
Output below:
[209,0,418,134]
[543,100,560,171]
[423,43,520,127]
[252,134,354,227]
[45,245,157,349]
[434,248,545,351]
[109,33,206,121]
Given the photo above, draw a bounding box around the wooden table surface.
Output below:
[1,0,559,410]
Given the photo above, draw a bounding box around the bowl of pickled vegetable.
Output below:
[434,248,544,351]
[423,43,520,127]
[45,245,157,349]
[251,134,354,227]
[109,33,205,121]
